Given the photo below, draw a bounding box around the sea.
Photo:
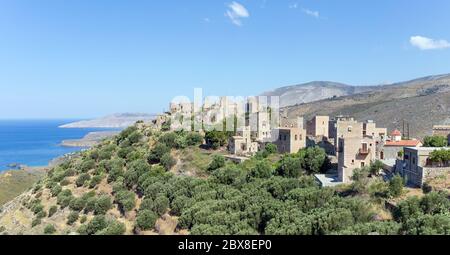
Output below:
[0,120,118,172]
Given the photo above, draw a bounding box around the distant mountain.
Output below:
[60,113,156,129]
[282,73,450,138]
[261,81,380,108]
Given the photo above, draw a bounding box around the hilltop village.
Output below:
[157,96,450,188]
[1,96,450,235]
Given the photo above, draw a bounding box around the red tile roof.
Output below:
[391,129,402,136]
[385,140,422,147]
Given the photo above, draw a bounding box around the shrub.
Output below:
[115,190,136,212]
[136,210,158,231]
[69,197,87,212]
[76,173,91,187]
[44,224,56,234]
[60,179,71,186]
[208,155,226,172]
[148,144,170,164]
[67,211,79,225]
[370,160,384,176]
[205,131,227,150]
[48,206,58,217]
[423,136,448,147]
[422,183,433,194]
[80,159,96,173]
[118,147,133,159]
[36,210,47,219]
[98,220,126,235]
[89,175,103,189]
[50,184,62,197]
[161,153,176,171]
[85,197,97,213]
[265,143,278,154]
[80,215,87,224]
[57,190,74,209]
[389,174,404,198]
[31,218,41,227]
[79,215,108,235]
[128,131,143,145]
[249,160,274,179]
[159,132,178,148]
[277,156,302,178]
[152,196,170,216]
[94,196,112,215]
[186,132,203,146]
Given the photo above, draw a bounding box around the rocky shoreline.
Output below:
[61,131,120,147]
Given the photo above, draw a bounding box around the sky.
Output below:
[0,0,450,119]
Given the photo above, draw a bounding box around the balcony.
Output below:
[359,148,371,155]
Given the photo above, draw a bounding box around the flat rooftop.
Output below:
[314,174,343,187]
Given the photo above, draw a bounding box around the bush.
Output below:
[136,210,158,231]
[80,215,87,224]
[115,190,136,212]
[208,155,226,171]
[118,147,133,159]
[389,174,404,198]
[186,132,203,146]
[148,144,170,164]
[94,196,112,215]
[69,197,87,212]
[31,218,41,227]
[79,215,108,235]
[205,131,227,150]
[152,196,170,216]
[277,156,302,178]
[44,224,56,234]
[50,184,62,197]
[80,159,96,173]
[265,143,278,154]
[370,160,384,176]
[159,133,178,148]
[89,175,103,189]
[85,197,97,213]
[67,211,79,225]
[423,136,448,147]
[422,183,433,194]
[98,220,126,235]
[128,131,143,145]
[249,160,273,179]
[161,153,176,171]
[48,206,58,217]
[76,173,91,187]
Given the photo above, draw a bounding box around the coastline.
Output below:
[60,130,120,147]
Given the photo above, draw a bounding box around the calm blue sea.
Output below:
[0,120,117,172]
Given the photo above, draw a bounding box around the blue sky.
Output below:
[1,0,449,119]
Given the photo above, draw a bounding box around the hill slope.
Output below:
[283,74,450,138]
[60,113,156,129]
[261,81,379,108]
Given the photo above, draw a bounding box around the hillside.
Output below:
[60,113,156,128]
[0,168,47,206]
[261,81,380,108]
[283,74,450,138]
[1,123,449,235]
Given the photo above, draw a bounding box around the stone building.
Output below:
[337,136,377,183]
[228,126,259,156]
[272,127,306,154]
[329,116,362,156]
[381,130,422,160]
[307,116,329,137]
[432,125,450,145]
[400,147,450,187]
